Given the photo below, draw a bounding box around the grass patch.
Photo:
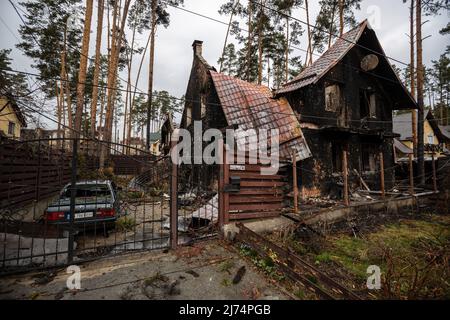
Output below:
[218,260,235,273]
[221,278,232,287]
[314,216,450,298]
[143,272,169,287]
[314,252,332,264]
[116,216,136,232]
[239,244,284,281]
[294,289,305,299]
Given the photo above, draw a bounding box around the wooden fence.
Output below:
[219,152,288,221]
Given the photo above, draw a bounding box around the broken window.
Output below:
[8,121,15,135]
[186,105,192,127]
[360,90,376,119]
[325,84,341,112]
[332,142,344,173]
[361,144,377,172]
[201,96,207,118]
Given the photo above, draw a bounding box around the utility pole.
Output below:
[416,0,425,184]
[247,1,252,81]
[339,0,344,36]
[409,0,418,157]
[146,0,157,151]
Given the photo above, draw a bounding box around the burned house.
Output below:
[181,40,310,156]
[172,19,417,209]
[174,40,311,187]
[276,20,417,197]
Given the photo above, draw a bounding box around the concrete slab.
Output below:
[0,240,290,300]
[242,216,294,234]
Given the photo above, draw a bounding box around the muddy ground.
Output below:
[0,240,290,300]
[261,212,450,300]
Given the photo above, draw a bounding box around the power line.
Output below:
[6,0,448,129]
[4,66,450,126]
[247,0,414,68]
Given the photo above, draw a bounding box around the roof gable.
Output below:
[0,97,26,127]
[393,110,450,142]
[278,21,366,94]
[277,21,416,109]
[210,71,311,161]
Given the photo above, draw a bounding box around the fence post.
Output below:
[342,148,349,206]
[169,140,178,250]
[292,152,298,214]
[409,153,414,195]
[223,148,230,225]
[432,152,437,192]
[67,138,78,264]
[379,151,385,199]
[218,141,225,230]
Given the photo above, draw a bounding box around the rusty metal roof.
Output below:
[277,21,367,94]
[210,71,311,161]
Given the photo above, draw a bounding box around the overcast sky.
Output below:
[0,0,449,131]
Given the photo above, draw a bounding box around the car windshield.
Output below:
[61,184,111,198]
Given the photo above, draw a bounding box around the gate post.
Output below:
[169,139,178,250]
[68,138,78,264]
[218,141,228,230]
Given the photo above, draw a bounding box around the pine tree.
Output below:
[218,43,238,76]
[90,0,105,138]
[415,0,448,183]
[431,54,450,125]
[311,0,361,53]
[74,0,94,137]
[219,0,304,85]
[17,0,83,136]
[0,49,28,95]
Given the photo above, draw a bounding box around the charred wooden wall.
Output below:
[179,41,227,189]
[284,45,397,196]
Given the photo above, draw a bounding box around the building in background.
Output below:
[393,110,450,161]
[0,95,26,140]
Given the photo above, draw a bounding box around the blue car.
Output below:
[44,180,121,233]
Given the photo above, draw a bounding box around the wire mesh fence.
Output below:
[0,137,175,274]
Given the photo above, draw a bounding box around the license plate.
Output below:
[75,212,94,219]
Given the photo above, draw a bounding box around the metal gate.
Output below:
[0,137,173,274]
[218,149,288,222]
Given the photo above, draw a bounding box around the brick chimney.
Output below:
[192,40,203,56]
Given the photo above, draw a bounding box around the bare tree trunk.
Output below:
[90,0,104,138]
[61,21,73,131]
[123,24,136,152]
[128,33,151,155]
[100,0,132,168]
[247,1,252,81]
[56,81,62,148]
[146,0,157,151]
[99,87,105,137]
[220,0,239,73]
[416,0,425,184]
[257,0,264,85]
[285,17,289,82]
[339,0,344,36]
[328,2,337,48]
[305,0,313,66]
[409,0,417,157]
[74,0,94,137]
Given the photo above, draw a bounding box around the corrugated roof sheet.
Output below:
[394,138,413,154]
[393,111,415,141]
[210,71,311,161]
[439,125,450,140]
[277,21,367,94]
